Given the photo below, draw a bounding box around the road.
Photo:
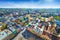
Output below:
[13,28,27,40]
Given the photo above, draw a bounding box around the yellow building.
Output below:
[26,14,33,22]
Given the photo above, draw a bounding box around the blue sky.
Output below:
[0,0,60,8]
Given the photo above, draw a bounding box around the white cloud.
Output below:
[45,0,54,2]
[0,1,60,8]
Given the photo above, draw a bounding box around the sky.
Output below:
[0,0,60,8]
